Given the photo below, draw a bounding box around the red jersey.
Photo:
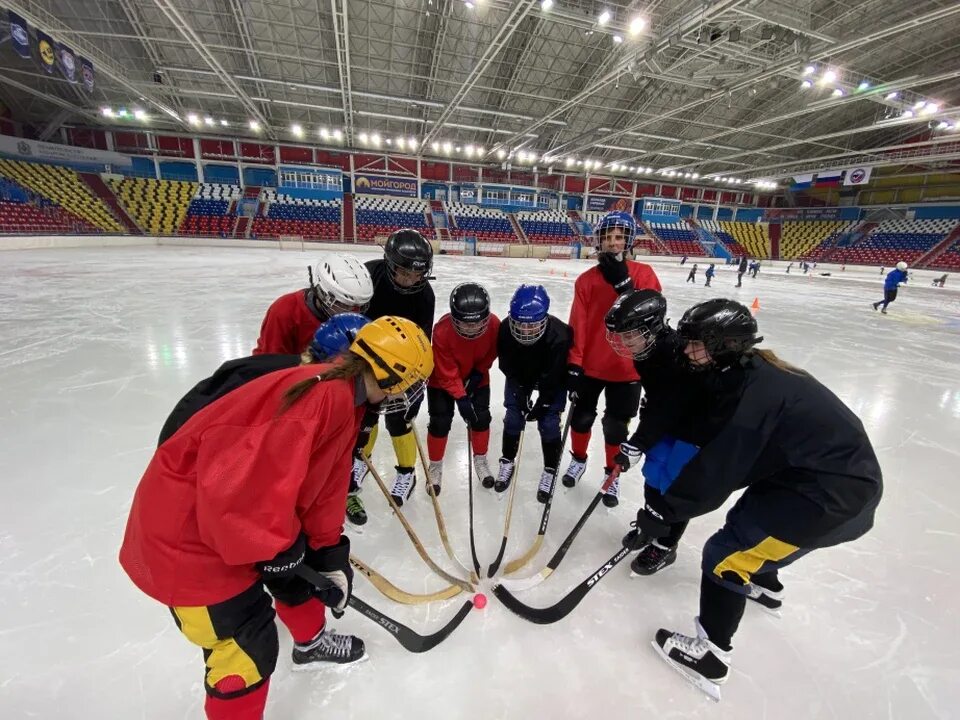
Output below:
[568,261,662,382]
[253,289,327,355]
[428,313,501,398]
[119,364,364,606]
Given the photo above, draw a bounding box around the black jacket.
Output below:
[497,314,572,404]
[157,354,299,445]
[364,258,436,341]
[651,354,883,547]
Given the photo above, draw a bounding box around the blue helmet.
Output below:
[594,211,636,251]
[309,312,370,361]
[509,284,550,345]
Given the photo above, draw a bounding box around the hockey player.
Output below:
[423,282,500,498]
[253,254,373,354]
[873,261,908,314]
[686,263,698,283]
[497,284,572,500]
[735,256,748,287]
[119,317,433,720]
[630,299,882,699]
[564,210,661,507]
[362,229,437,505]
[705,263,715,287]
[604,289,705,575]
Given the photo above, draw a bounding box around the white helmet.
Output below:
[896,261,908,271]
[313,254,374,315]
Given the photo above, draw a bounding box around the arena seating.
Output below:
[179,184,242,237]
[109,178,197,235]
[0,200,100,234]
[516,209,575,244]
[354,195,431,242]
[830,219,957,266]
[931,236,960,271]
[447,203,517,242]
[699,220,746,257]
[649,222,707,256]
[779,221,852,260]
[0,159,122,232]
[249,189,341,240]
[718,221,770,258]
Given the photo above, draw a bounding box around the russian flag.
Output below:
[814,170,843,187]
[790,173,813,191]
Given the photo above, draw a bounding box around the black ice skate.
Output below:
[292,627,367,670]
[746,582,783,617]
[601,468,619,508]
[561,455,587,488]
[652,618,730,702]
[390,467,416,507]
[345,492,367,526]
[621,521,650,551]
[536,467,556,503]
[494,457,514,493]
[475,454,495,489]
[630,541,677,576]
[427,460,443,496]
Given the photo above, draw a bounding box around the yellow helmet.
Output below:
[350,316,434,404]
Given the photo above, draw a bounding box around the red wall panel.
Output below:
[114,131,150,153]
[239,142,274,163]
[279,145,312,163]
[67,128,107,150]
[157,134,194,157]
[564,175,585,193]
[421,162,449,181]
[200,138,236,159]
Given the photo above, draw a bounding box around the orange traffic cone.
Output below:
[750,297,760,313]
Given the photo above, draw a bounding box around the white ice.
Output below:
[1,244,959,720]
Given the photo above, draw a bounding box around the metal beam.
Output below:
[0,74,102,124]
[114,0,183,114]
[38,107,73,141]
[421,0,539,147]
[228,0,269,117]
[149,0,273,137]
[329,0,354,143]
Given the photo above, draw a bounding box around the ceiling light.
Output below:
[221,119,230,126]
[692,173,699,179]
[133,109,147,121]
[646,167,654,173]
[832,88,844,97]
[117,108,129,118]
[204,116,215,126]
[395,137,405,149]
[802,65,815,76]
[455,146,462,152]
[432,141,440,151]
[597,10,611,25]
[565,157,574,166]
[800,80,812,90]
[465,144,475,156]
[937,121,949,129]
[333,129,343,140]
[385,138,392,145]
[320,128,330,139]
[820,69,837,84]
[921,103,938,115]
[902,110,914,118]
[497,149,507,159]
[913,100,926,109]
[477,146,485,155]
[628,16,647,36]
[885,91,899,100]
[442,141,452,153]
[359,132,369,143]
[291,123,304,137]
[409,137,418,149]
[249,120,260,131]
[540,0,554,9]
[370,133,381,145]
[187,113,199,125]
[857,81,870,91]
[101,107,114,117]
[612,35,623,44]
[464,1,474,9]
[684,172,691,178]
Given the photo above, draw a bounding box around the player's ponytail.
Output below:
[751,348,806,375]
[279,351,369,413]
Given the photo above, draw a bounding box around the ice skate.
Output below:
[427,460,443,496]
[350,454,369,493]
[292,626,367,670]
[746,582,783,617]
[389,467,416,506]
[494,457,514,493]
[536,467,556,503]
[345,492,367,526]
[474,453,495,489]
[652,618,730,702]
[601,468,619,508]
[630,541,676,576]
[561,455,587,488]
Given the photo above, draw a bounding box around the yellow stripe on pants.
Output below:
[391,429,417,468]
[172,605,263,691]
[712,536,799,585]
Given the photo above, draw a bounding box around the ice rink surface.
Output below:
[2,244,959,719]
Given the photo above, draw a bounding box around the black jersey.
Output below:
[364,258,436,341]
[157,354,299,445]
[651,354,883,547]
[497,314,572,404]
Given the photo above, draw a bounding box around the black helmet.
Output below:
[677,299,762,368]
[384,229,433,294]
[604,289,667,360]
[450,282,491,338]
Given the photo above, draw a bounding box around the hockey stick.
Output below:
[502,406,574,576]
[486,428,525,578]
[493,545,631,625]
[465,427,482,577]
[495,466,621,593]
[350,555,463,605]
[410,424,479,584]
[296,566,473,653]
[362,452,475,592]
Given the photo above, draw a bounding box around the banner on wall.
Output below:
[8,11,31,59]
[36,30,56,73]
[56,42,78,83]
[79,56,95,93]
[764,207,853,221]
[587,195,631,212]
[843,166,872,186]
[354,173,417,197]
[0,135,131,167]
[460,186,476,202]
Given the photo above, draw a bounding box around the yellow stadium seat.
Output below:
[719,221,770,259]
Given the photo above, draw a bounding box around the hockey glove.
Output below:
[456,395,478,424]
[464,370,484,396]
[307,535,353,615]
[597,253,634,293]
[402,395,423,422]
[258,534,306,580]
[566,364,584,402]
[635,505,671,540]
[615,441,643,472]
[525,395,553,422]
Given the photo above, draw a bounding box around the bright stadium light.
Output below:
[598,10,611,25]
[820,69,837,85]
[857,81,870,91]
[101,107,114,117]
[628,16,647,35]
[540,0,554,10]
[320,127,330,139]
[408,137,418,149]
[612,35,623,44]
[477,146,485,155]
[802,65,816,75]
[187,113,199,125]
[432,141,440,152]
[497,148,507,159]
[832,88,844,97]
[204,116,215,126]
[359,132,369,143]
[921,103,939,115]
[442,141,452,154]
[370,133,381,146]
[885,91,899,100]
[902,110,914,118]
[565,157,575,166]
[249,120,261,132]
[913,100,926,109]
[291,123,304,137]
[133,108,147,121]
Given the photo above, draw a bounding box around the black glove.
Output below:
[614,441,642,472]
[456,395,478,424]
[597,253,634,293]
[307,535,353,614]
[635,505,671,539]
[402,395,422,422]
[464,370,483,396]
[258,534,306,580]
[566,364,584,402]
[525,394,552,422]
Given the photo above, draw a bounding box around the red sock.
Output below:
[274,596,326,644]
[571,430,591,459]
[205,680,269,720]
[604,442,619,470]
[472,428,490,456]
[427,433,448,462]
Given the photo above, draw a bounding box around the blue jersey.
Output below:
[705,267,715,277]
[885,268,908,290]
